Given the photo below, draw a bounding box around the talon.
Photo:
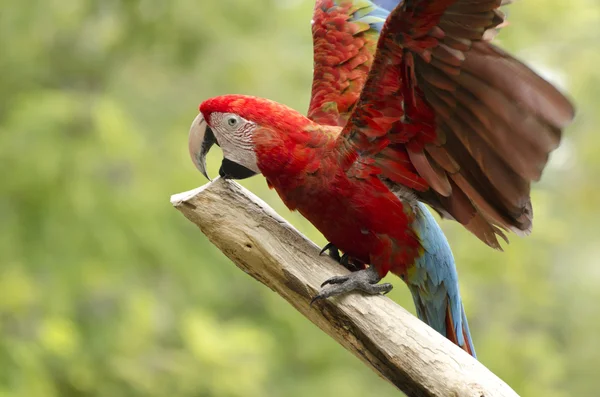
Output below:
[340,253,349,266]
[319,243,365,272]
[310,293,325,306]
[320,242,342,262]
[319,242,335,256]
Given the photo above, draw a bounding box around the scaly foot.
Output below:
[310,265,393,305]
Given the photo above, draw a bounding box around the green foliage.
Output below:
[0,0,597,396]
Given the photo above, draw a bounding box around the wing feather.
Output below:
[308,0,402,126]
[336,0,574,247]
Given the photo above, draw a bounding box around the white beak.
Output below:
[188,113,217,181]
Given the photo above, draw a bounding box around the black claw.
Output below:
[310,293,326,306]
[321,242,339,259]
[340,253,363,272]
[340,253,349,266]
[320,242,342,262]
[320,243,365,272]
[319,242,335,256]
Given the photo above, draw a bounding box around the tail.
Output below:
[405,203,477,358]
[408,284,476,358]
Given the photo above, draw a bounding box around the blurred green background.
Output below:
[0,0,598,396]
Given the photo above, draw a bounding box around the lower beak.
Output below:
[189,113,217,181]
[219,158,258,180]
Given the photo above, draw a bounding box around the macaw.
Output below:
[188,0,574,358]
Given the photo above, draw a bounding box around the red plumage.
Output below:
[203,95,423,276]
[191,0,574,357]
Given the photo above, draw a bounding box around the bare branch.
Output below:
[171,178,519,397]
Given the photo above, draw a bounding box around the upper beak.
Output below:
[189,113,217,181]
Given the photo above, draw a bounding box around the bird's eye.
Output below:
[227,116,238,127]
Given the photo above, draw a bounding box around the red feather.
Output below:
[307,0,382,126]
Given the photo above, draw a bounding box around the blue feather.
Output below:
[409,202,477,357]
[349,0,399,33]
[372,0,403,12]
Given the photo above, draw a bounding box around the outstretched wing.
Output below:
[335,0,575,248]
[307,0,402,126]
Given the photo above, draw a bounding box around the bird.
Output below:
[187,0,575,358]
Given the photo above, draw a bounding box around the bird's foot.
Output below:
[320,242,341,261]
[310,265,393,306]
[319,242,364,272]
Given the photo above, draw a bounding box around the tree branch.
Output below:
[171,178,519,397]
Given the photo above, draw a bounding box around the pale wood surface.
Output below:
[171,178,519,397]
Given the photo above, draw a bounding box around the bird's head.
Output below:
[189,94,312,180]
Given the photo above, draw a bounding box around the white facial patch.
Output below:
[209,112,260,174]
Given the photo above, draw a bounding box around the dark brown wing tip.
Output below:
[556,96,577,129]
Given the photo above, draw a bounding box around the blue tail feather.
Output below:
[408,203,477,358]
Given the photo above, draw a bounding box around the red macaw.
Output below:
[188,0,574,358]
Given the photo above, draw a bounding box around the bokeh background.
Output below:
[1,0,598,396]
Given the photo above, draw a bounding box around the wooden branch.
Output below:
[171,178,519,397]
